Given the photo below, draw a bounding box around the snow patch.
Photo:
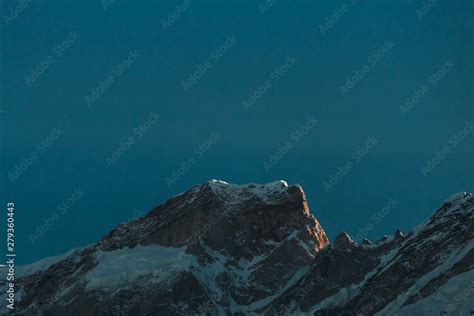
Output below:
[207,179,290,206]
[394,269,474,315]
[443,192,472,208]
[377,238,474,315]
[85,245,191,290]
[16,247,84,278]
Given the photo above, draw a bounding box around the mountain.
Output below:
[2,180,474,315]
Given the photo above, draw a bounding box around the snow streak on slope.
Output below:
[394,269,474,315]
[6,182,473,316]
[85,245,191,290]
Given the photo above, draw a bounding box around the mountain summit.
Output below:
[3,182,474,315]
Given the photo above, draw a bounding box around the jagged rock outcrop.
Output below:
[4,180,328,315]
[333,232,355,251]
[266,192,474,315]
[2,182,473,316]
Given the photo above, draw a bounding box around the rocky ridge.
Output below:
[1,181,473,315]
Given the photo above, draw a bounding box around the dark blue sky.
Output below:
[1,0,473,264]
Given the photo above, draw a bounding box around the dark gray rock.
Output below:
[4,184,473,316]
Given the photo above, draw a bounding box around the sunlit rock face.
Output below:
[6,184,474,316]
[267,192,474,315]
[9,180,328,315]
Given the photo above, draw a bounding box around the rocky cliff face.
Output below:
[2,181,474,315]
[266,191,474,315]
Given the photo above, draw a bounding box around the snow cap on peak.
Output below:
[444,192,472,206]
[334,232,355,250]
[205,179,291,205]
[394,229,404,241]
[208,179,229,185]
[409,191,473,239]
[434,191,474,216]
[206,179,289,192]
[361,238,372,245]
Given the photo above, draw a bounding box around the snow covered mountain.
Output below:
[3,181,474,315]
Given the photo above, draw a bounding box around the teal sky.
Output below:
[1,0,473,264]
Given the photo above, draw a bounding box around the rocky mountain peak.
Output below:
[5,185,474,316]
[394,228,404,241]
[333,232,355,250]
[7,180,331,315]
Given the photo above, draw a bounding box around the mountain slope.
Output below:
[2,181,473,315]
[7,180,328,315]
[267,192,474,315]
